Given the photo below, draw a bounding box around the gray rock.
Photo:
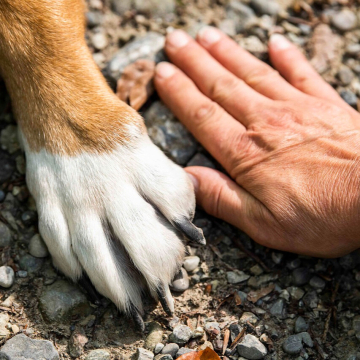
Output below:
[144,102,197,165]
[237,291,247,304]
[226,1,257,33]
[303,291,318,309]
[85,349,111,360]
[0,334,59,359]
[39,280,91,323]
[170,268,189,292]
[0,150,15,183]
[136,348,155,360]
[309,276,325,290]
[187,153,216,169]
[183,256,200,273]
[250,0,280,15]
[162,343,179,358]
[340,89,358,107]
[237,334,267,359]
[226,270,250,284]
[17,270,28,278]
[205,322,221,338]
[169,325,193,345]
[145,322,163,351]
[240,312,258,325]
[155,355,172,360]
[218,19,237,36]
[155,343,165,354]
[270,299,285,318]
[287,258,301,270]
[0,222,11,247]
[299,332,313,348]
[168,317,180,330]
[331,9,358,32]
[0,266,14,288]
[111,0,175,17]
[176,348,195,358]
[19,254,44,274]
[107,32,165,82]
[295,317,308,333]
[292,268,311,286]
[86,11,103,28]
[271,252,283,264]
[229,323,243,342]
[287,286,305,300]
[338,66,355,85]
[282,334,303,355]
[29,234,49,258]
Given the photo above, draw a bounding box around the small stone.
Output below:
[279,289,290,302]
[175,348,195,358]
[29,234,49,258]
[0,125,20,154]
[39,280,91,323]
[292,268,311,286]
[21,210,37,226]
[1,294,16,308]
[346,43,360,55]
[229,323,243,342]
[155,343,165,354]
[271,252,283,264]
[11,324,19,334]
[309,276,325,290]
[86,11,103,28]
[0,334,59,359]
[331,9,358,32]
[240,312,258,325]
[287,258,301,270]
[282,334,303,355]
[227,270,250,284]
[205,322,221,338]
[270,299,285,318]
[303,291,318,309]
[299,332,313,348]
[136,348,154,360]
[0,221,11,247]
[92,32,108,50]
[69,327,88,357]
[192,326,204,338]
[85,349,111,360]
[287,286,305,300]
[19,254,43,274]
[340,89,358,107]
[218,19,237,36]
[170,268,189,292]
[338,66,355,85]
[250,265,263,276]
[237,334,267,359]
[169,325,193,345]
[162,343,179,358]
[0,266,14,288]
[295,317,308,333]
[168,317,180,330]
[183,256,200,273]
[198,341,213,351]
[250,0,280,15]
[155,355,173,360]
[212,339,223,352]
[145,322,163,351]
[226,1,257,33]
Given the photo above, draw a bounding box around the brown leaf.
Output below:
[177,347,221,360]
[247,284,275,303]
[116,59,155,110]
[234,291,242,306]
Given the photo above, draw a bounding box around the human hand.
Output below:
[154,27,360,258]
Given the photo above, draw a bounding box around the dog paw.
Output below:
[21,129,205,329]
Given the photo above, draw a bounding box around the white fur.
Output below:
[20,130,196,314]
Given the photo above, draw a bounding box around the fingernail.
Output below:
[197,26,221,47]
[156,62,175,79]
[269,34,292,50]
[167,30,190,48]
[187,173,199,192]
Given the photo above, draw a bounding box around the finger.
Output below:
[268,34,349,108]
[196,27,304,101]
[164,30,273,125]
[185,166,267,241]
[154,62,248,172]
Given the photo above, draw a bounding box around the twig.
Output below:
[222,329,230,355]
[322,281,339,342]
[229,328,245,350]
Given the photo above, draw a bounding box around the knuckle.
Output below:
[208,75,242,104]
[192,100,218,124]
[245,66,279,88]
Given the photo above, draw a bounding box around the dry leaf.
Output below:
[234,291,242,306]
[116,59,155,110]
[177,347,221,360]
[247,284,275,303]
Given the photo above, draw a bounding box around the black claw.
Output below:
[156,284,174,317]
[78,276,102,305]
[130,306,145,332]
[174,219,206,245]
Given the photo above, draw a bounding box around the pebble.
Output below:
[19,253,44,274]
[39,280,91,323]
[85,349,111,360]
[111,0,175,17]
[218,19,237,37]
[292,268,311,286]
[169,325,193,345]
[170,268,190,292]
[282,334,303,355]
[303,291,318,309]
[309,276,325,290]
[136,348,155,360]
[240,312,258,325]
[340,253,360,270]
[237,334,268,359]
[226,270,250,284]
[187,153,216,169]
[295,317,309,333]
[168,317,180,330]
[250,264,263,276]
[107,32,165,82]
[270,299,285,318]
[250,0,280,15]
[226,1,257,33]
[287,258,301,270]
[0,266,14,288]
[0,221,11,247]
[205,322,221,338]
[338,66,355,85]
[69,328,88,357]
[229,323,243,342]
[21,210,37,226]
[183,256,200,273]
[237,291,247,304]
[86,11,103,28]
[154,343,165,354]
[0,334,59,359]
[155,355,173,360]
[300,332,313,348]
[29,234,49,258]
[175,348,195,358]
[271,252,283,264]
[340,89,358,107]
[331,9,358,32]
[192,326,204,338]
[162,343,179,358]
[145,322,163,351]
[144,102,197,165]
[287,286,305,300]
[91,32,108,50]
[0,150,15,183]
[0,125,20,154]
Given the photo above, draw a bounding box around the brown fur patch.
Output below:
[0,0,144,155]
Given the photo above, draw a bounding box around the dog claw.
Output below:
[78,275,102,305]
[156,283,174,316]
[175,219,206,245]
[130,306,145,332]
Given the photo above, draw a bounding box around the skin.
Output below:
[154,27,360,258]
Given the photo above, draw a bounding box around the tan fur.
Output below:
[0,0,143,155]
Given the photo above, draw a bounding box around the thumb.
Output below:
[185,166,264,236]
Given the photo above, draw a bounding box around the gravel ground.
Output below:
[1,0,360,359]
